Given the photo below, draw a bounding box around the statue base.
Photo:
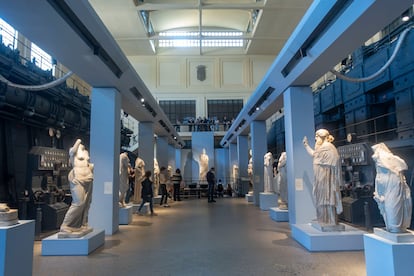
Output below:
[259,192,278,211]
[269,207,289,222]
[119,205,133,225]
[42,229,105,256]
[311,222,345,232]
[57,227,93,238]
[364,230,414,276]
[153,196,162,204]
[1,220,35,276]
[245,193,254,202]
[373,227,414,243]
[0,209,18,226]
[291,223,364,251]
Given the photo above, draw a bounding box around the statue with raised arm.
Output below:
[303,129,343,226]
[277,152,288,209]
[59,139,94,237]
[264,152,275,193]
[372,143,412,233]
[119,152,130,207]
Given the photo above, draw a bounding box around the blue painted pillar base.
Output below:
[291,223,365,251]
[364,229,414,276]
[259,192,278,210]
[119,206,133,225]
[269,207,289,222]
[42,229,105,256]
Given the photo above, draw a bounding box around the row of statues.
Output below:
[253,128,412,233]
[59,129,412,237]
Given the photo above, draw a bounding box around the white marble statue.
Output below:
[153,158,160,196]
[277,152,288,210]
[119,152,130,207]
[133,157,146,203]
[372,143,412,233]
[60,139,94,236]
[199,148,209,182]
[0,203,18,226]
[264,152,275,193]
[303,129,343,226]
[232,164,239,182]
[247,149,253,192]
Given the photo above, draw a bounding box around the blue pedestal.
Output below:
[119,206,133,225]
[153,196,161,204]
[259,193,278,211]
[131,202,150,214]
[269,207,289,222]
[364,230,414,276]
[245,193,254,202]
[42,229,105,256]
[291,223,365,251]
[0,220,35,276]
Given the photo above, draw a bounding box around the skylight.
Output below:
[158,31,244,48]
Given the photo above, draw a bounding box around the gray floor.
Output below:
[32,197,367,276]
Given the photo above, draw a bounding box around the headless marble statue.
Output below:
[59,139,94,237]
[133,157,145,203]
[372,143,412,233]
[119,152,130,207]
[153,158,160,196]
[277,152,288,210]
[247,149,253,193]
[199,148,209,182]
[264,152,275,193]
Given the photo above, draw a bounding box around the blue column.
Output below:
[89,87,121,235]
[215,148,228,184]
[138,122,154,175]
[284,86,316,224]
[229,142,238,184]
[250,120,266,206]
[237,135,249,179]
[156,136,169,169]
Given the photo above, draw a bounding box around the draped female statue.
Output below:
[303,129,343,226]
[372,143,412,233]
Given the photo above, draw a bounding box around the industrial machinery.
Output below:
[337,142,383,228]
[29,146,70,235]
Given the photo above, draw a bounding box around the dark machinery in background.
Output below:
[337,142,383,228]
[29,146,71,236]
[0,41,90,237]
[268,21,414,229]
[0,39,134,237]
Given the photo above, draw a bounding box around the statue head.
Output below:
[315,129,334,146]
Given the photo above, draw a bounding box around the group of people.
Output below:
[136,167,184,216]
[175,116,235,132]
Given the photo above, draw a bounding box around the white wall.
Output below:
[129,55,273,118]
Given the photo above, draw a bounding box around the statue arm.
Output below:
[303,136,314,156]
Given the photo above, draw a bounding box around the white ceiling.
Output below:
[88,0,313,56]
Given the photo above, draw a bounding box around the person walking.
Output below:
[171,168,182,201]
[159,166,170,207]
[137,170,157,216]
[207,167,216,203]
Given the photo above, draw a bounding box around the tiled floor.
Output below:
[32,197,367,276]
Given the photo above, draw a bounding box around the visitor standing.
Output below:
[171,168,182,201]
[159,166,170,207]
[207,167,216,203]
